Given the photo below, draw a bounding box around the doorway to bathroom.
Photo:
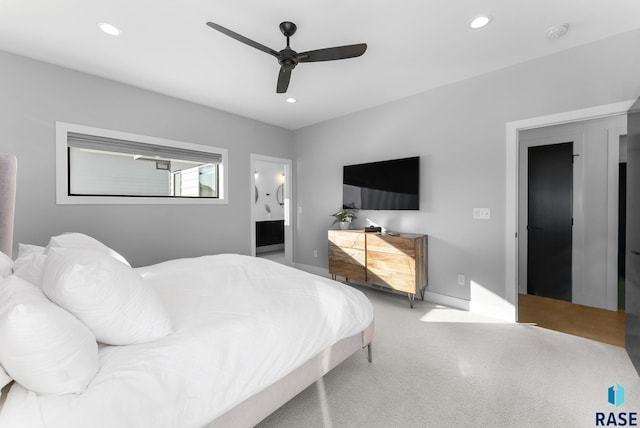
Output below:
[250,154,293,265]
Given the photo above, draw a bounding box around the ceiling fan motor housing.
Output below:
[278,48,299,70]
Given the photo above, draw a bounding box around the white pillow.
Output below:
[12,244,47,287]
[42,248,172,345]
[17,243,45,259]
[12,253,46,287]
[46,233,130,267]
[0,252,12,279]
[0,363,11,390]
[0,275,99,395]
[0,384,42,428]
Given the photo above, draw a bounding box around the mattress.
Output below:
[0,254,373,428]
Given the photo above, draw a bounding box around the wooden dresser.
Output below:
[328,230,428,308]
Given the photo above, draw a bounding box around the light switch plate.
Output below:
[473,208,491,220]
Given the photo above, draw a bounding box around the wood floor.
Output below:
[517,294,625,347]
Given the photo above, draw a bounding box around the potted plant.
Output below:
[331,208,358,230]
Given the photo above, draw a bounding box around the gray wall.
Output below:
[292,28,640,311]
[0,50,293,267]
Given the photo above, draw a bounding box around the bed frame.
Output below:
[206,324,373,427]
[0,153,373,427]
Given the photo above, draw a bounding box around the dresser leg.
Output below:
[367,343,372,363]
[408,293,415,308]
[420,289,425,300]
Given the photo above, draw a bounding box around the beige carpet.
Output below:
[257,284,639,427]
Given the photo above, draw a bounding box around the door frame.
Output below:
[250,154,293,264]
[505,100,635,321]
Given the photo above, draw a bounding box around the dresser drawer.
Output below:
[366,251,415,275]
[366,234,416,257]
[367,270,417,294]
[328,230,366,250]
[329,244,366,266]
[328,233,367,282]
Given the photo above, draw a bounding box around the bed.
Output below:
[0,154,374,428]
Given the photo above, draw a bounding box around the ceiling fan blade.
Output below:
[276,67,292,94]
[297,43,367,63]
[206,22,279,58]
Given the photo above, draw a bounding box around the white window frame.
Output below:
[55,122,229,205]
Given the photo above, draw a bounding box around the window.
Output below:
[171,164,217,197]
[56,122,228,204]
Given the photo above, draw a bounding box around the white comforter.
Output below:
[0,254,373,428]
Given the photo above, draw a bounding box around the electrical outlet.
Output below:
[457,274,465,286]
[313,250,318,258]
[473,208,491,220]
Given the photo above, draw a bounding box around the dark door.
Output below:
[619,163,627,310]
[626,98,640,374]
[527,142,573,301]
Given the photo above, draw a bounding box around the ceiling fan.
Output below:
[206,21,367,94]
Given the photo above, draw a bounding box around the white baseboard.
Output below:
[421,290,469,311]
[293,262,480,315]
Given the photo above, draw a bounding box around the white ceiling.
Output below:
[1,1,639,130]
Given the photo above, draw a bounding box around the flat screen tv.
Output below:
[343,156,419,210]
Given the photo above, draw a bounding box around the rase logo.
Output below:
[596,384,637,426]
[609,384,626,408]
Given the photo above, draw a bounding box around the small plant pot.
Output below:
[339,221,350,230]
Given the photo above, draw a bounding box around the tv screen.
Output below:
[343,156,419,210]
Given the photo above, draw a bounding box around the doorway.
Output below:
[250,154,293,265]
[515,115,627,346]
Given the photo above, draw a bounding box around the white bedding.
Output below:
[0,254,373,428]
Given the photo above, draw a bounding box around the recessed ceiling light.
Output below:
[98,22,121,36]
[286,97,297,104]
[469,15,492,29]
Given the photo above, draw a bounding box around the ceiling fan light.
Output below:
[469,15,492,29]
[98,22,121,36]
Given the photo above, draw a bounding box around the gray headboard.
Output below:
[0,154,17,258]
